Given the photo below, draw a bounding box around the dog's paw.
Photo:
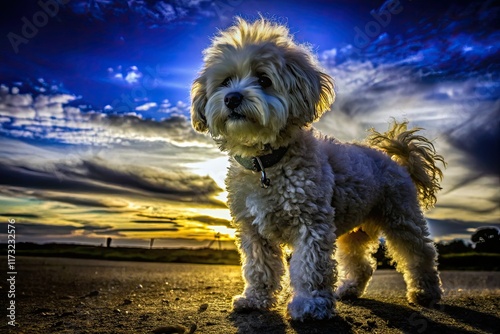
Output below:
[336,281,363,301]
[232,294,274,312]
[287,295,335,321]
[407,286,443,307]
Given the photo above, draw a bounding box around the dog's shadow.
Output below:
[289,316,353,334]
[229,309,288,334]
[347,298,499,334]
[437,302,500,333]
[229,309,353,334]
[228,299,500,333]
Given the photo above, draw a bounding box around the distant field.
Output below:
[2,242,499,270]
[4,242,241,265]
[439,253,500,271]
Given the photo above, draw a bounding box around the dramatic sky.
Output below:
[0,0,498,248]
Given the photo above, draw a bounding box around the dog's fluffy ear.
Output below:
[190,77,208,133]
[284,50,335,124]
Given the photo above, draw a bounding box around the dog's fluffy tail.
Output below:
[367,120,446,210]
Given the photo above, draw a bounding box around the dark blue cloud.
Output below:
[0,0,211,108]
[66,0,211,25]
[427,218,500,241]
[1,213,40,219]
[0,158,223,205]
[2,0,497,111]
[334,1,499,79]
[0,221,113,236]
[447,104,500,179]
[188,215,232,227]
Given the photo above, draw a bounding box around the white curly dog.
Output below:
[190,17,445,321]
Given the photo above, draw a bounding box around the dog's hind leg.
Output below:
[382,207,443,306]
[336,226,379,300]
[232,225,285,311]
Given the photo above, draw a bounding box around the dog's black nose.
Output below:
[224,92,243,110]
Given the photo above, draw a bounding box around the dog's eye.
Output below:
[221,77,231,87]
[258,74,272,88]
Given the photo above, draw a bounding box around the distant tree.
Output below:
[206,233,222,251]
[374,241,394,269]
[471,227,500,253]
[436,239,472,255]
[106,237,112,248]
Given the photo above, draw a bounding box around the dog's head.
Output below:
[191,17,335,156]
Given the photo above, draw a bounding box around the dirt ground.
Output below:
[1,256,499,333]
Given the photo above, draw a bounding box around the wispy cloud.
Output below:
[0,86,212,147]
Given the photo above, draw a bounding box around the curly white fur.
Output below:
[191,17,444,321]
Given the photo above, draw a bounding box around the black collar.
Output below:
[234,146,289,172]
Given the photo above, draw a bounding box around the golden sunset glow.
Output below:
[208,225,237,239]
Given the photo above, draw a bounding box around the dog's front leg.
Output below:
[287,224,337,321]
[233,224,284,311]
